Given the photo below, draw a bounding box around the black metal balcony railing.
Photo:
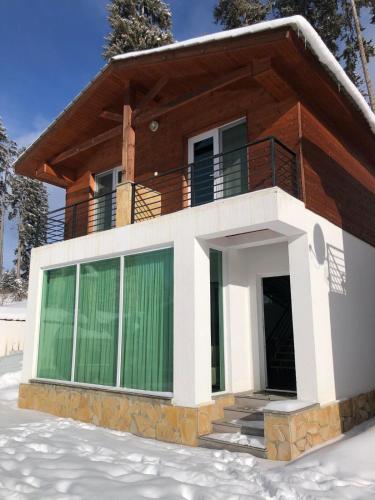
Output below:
[45,190,116,244]
[133,137,298,223]
[44,137,298,245]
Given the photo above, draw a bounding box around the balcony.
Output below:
[44,137,299,245]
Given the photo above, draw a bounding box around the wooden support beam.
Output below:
[50,125,123,165]
[134,76,169,114]
[35,163,75,188]
[252,57,295,102]
[122,81,136,182]
[134,64,253,126]
[100,110,123,123]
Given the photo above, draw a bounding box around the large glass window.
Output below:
[122,249,173,392]
[37,266,76,381]
[210,249,225,392]
[75,258,120,386]
[36,249,173,393]
[94,168,121,231]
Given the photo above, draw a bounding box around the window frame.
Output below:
[187,117,247,204]
[34,247,174,398]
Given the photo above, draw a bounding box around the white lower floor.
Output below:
[22,188,375,408]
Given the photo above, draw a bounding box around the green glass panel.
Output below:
[37,266,76,380]
[221,121,248,198]
[75,258,120,386]
[210,249,225,392]
[121,248,173,392]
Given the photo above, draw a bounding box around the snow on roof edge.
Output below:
[113,15,375,136]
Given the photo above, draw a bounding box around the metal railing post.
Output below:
[72,204,77,238]
[131,182,136,224]
[294,154,300,199]
[270,137,276,186]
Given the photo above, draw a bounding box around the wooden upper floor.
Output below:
[14,17,375,247]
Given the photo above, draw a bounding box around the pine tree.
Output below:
[0,268,27,303]
[213,0,375,98]
[103,0,173,60]
[0,118,17,276]
[8,170,48,281]
[214,0,268,28]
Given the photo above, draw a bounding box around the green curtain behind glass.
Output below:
[210,249,225,392]
[121,248,173,392]
[37,266,76,380]
[75,258,120,386]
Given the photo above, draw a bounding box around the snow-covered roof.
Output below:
[113,15,375,136]
[0,302,27,322]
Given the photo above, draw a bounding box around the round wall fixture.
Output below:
[149,120,159,132]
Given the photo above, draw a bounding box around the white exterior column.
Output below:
[173,236,212,407]
[225,249,252,394]
[288,233,335,403]
[21,249,43,383]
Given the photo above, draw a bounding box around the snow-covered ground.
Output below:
[0,301,27,321]
[0,354,375,499]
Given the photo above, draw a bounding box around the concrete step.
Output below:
[213,417,264,437]
[223,405,265,420]
[234,396,268,410]
[199,433,267,459]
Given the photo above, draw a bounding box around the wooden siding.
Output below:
[54,82,374,248]
[300,104,375,247]
[66,81,300,211]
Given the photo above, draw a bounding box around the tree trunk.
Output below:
[0,164,8,276]
[16,222,23,279]
[0,203,4,276]
[349,0,375,111]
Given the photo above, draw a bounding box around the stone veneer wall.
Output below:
[265,389,375,461]
[18,382,234,446]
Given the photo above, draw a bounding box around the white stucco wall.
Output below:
[291,217,375,402]
[225,243,289,395]
[278,198,375,403]
[0,320,24,357]
[22,188,375,406]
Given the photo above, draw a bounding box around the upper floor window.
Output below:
[188,118,248,206]
[94,167,122,231]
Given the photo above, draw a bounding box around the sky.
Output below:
[0,0,374,270]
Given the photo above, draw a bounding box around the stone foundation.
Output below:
[265,389,375,461]
[18,381,234,446]
[19,381,375,459]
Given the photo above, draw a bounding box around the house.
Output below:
[14,16,375,461]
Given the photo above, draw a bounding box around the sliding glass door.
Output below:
[221,120,248,197]
[188,119,248,206]
[189,130,219,207]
